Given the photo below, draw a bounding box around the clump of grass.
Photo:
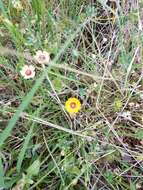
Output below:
[0,0,143,189]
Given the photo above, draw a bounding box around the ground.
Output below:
[0,0,143,190]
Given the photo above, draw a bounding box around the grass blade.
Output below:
[16,124,34,173]
[0,73,45,147]
[0,0,8,18]
[0,156,5,188]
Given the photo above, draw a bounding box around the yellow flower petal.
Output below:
[65,97,81,114]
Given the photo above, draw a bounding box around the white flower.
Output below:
[34,50,50,64]
[20,65,35,79]
[119,111,132,120]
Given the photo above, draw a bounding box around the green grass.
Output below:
[0,0,143,189]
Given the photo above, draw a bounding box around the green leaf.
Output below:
[130,182,136,190]
[114,98,123,112]
[104,171,114,183]
[135,128,143,140]
[65,166,81,175]
[52,78,63,92]
[27,160,40,177]
[119,51,132,70]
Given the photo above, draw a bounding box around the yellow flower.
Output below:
[65,97,81,114]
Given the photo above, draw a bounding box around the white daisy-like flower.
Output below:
[20,65,35,79]
[34,50,50,64]
[119,111,132,120]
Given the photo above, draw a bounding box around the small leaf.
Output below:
[79,87,86,98]
[65,166,81,175]
[114,98,123,112]
[135,128,143,140]
[52,78,63,92]
[104,171,114,183]
[136,154,143,161]
[130,182,136,190]
[27,160,40,177]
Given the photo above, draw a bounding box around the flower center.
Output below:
[39,55,46,61]
[70,102,76,109]
[25,69,32,76]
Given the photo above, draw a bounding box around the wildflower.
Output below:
[12,0,23,11]
[119,111,132,120]
[65,97,81,114]
[20,65,35,79]
[34,50,50,64]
